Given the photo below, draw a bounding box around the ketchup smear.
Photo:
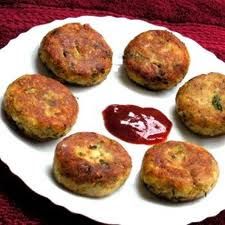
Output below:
[102,104,172,145]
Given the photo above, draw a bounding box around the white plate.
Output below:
[0,16,225,225]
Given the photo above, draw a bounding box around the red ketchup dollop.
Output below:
[102,104,172,145]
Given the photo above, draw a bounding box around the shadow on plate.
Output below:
[34,53,101,95]
[117,65,177,99]
[171,106,225,149]
[0,97,57,150]
[34,50,51,77]
[46,165,124,201]
[135,171,202,207]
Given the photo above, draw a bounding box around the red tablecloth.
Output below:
[1,1,225,224]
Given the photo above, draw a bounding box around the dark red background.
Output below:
[1,1,225,224]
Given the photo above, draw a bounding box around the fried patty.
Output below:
[39,23,112,86]
[176,72,225,136]
[141,141,219,202]
[123,30,190,90]
[53,132,132,197]
[3,74,78,140]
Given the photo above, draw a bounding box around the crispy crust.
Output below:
[3,74,78,140]
[123,30,190,90]
[141,141,219,202]
[39,23,112,86]
[53,132,132,197]
[176,72,225,136]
